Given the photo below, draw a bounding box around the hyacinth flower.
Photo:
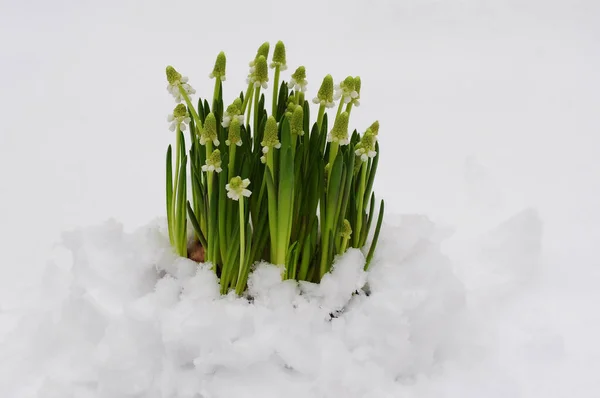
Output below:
[209,51,226,107]
[270,41,287,116]
[334,76,359,118]
[313,74,335,130]
[162,41,385,295]
[224,177,252,295]
[289,66,308,111]
[242,42,270,123]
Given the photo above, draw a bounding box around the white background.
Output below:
[1,0,599,294]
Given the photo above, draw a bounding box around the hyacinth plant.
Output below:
[164,41,384,295]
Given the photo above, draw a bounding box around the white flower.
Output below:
[222,114,244,128]
[167,104,191,132]
[201,150,222,173]
[289,77,308,93]
[312,97,335,108]
[167,76,196,103]
[226,177,252,201]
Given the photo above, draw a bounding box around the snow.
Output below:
[2,0,600,396]
[3,207,590,397]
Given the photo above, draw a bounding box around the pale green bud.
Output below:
[261,116,281,150]
[226,97,242,116]
[289,66,308,92]
[329,112,350,145]
[355,130,377,162]
[226,116,242,146]
[271,41,287,69]
[291,66,306,83]
[313,74,335,107]
[209,51,226,80]
[368,120,379,136]
[256,42,270,61]
[340,219,352,239]
[173,103,187,118]
[200,113,220,146]
[252,55,269,88]
[166,66,182,84]
[285,95,298,119]
[290,105,304,136]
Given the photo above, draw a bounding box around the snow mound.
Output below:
[0,214,466,397]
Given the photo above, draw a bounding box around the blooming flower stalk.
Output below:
[209,51,226,105]
[167,104,191,132]
[270,40,287,115]
[313,74,335,130]
[222,98,244,128]
[202,149,222,173]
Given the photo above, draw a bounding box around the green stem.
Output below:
[327,142,340,175]
[345,102,353,118]
[316,104,326,132]
[238,198,245,286]
[253,86,261,135]
[335,99,344,120]
[242,83,254,114]
[213,78,221,104]
[353,162,367,247]
[178,84,203,129]
[272,66,280,116]
[228,145,237,180]
[244,84,255,127]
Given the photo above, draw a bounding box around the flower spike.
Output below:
[313,74,335,108]
[355,130,377,162]
[165,66,196,103]
[209,51,227,81]
[270,41,287,70]
[290,105,304,136]
[167,104,191,132]
[222,97,244,128]
[289,66,308,93]
[247,55,269,89]
[200,113,220,146]
[334,76,359,104]
[260,116,281,162]
[328,111,350,145]
[202,149,223,173]
[226,116,243,147]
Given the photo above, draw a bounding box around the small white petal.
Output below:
[254,81,261,88]
[236,141,242,146]
[312,97,319,104]
[274,143,281,149]
[262,146,269,154]
[215,167,222,173]
[242,189,252,197]
[242,178,250,187]
[262,82,268,89]
[201,165,208,171]
[167,114,174,122]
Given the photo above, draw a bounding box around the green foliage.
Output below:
[164,42,385,295]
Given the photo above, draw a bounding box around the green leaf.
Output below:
[166,145,174,246]
[365,199,384,270]
[187,201,207,249]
